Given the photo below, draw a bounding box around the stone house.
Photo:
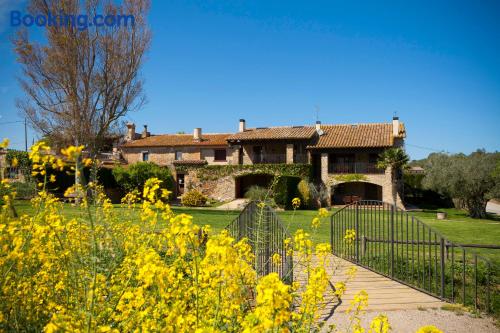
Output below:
[120,117,406,207]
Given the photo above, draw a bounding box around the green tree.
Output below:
[422,150,500,218]
[113,162,174,196]
[377,147,410,207]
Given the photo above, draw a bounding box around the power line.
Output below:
[0,120,24,125]
[406,143,448,154]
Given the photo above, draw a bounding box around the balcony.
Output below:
[328,162,384,174]
[252,153,286,164]
[293,153,308,164]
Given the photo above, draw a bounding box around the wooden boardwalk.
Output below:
[294,254,446,318]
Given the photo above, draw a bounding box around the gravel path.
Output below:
[326,308,499,333]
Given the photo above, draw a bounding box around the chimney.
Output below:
[239,119,246,132]
[392,116,400,137]
[126,122,136,141]
[141,125,150,138]
[315,120,321,132]
[193,127,202,141]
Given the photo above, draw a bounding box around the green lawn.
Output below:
[12,200,499,264]
[412,208,500,264]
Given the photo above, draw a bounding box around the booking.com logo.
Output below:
[10,10,135,30]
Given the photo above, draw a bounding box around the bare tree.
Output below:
[13,0,151,154]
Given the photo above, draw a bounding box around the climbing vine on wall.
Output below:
[175,164,312,181]
[332,173,368,183]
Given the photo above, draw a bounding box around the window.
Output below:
[142,151,149,162]
[252,146,263,163]
[175,151,183,160]
[214,149,227,161]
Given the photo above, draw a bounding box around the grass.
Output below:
[13,201,499,255]
[411,208,500,265]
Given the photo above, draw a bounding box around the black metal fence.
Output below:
[225,201,293,283]
[330,200,497,313]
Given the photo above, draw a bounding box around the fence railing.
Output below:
[328,162,384,174]
[330,200,497,313]
[225,201,293,283]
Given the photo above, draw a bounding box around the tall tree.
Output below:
[13,0,151,154]
[377,147,410,207]
[422,150,500,218]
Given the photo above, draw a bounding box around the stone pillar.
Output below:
[320,153,329,183]
[286,144,294,164]
[232,148,240,165]
[382,166,405,209]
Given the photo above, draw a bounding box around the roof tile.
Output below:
[227,126,316,141]
[121,133,230,148]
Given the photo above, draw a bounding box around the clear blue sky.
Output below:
[1,0,499,159]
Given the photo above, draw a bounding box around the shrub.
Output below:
[273,176,301,209]
[181,189,208,207]
[9,181,37,199]
[297,179,312,209]
[244,185,269,201]
[113,162,174,195]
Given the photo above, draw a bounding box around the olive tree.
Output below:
[422,150,500,218]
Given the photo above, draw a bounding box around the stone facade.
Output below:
[121,146,235,166]
[118,118,407,208]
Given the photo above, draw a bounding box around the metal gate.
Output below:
[330,200,496,313]
[226,201,293,283]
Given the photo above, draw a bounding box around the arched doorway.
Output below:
[332,182,382,205]
[235,174,274,198]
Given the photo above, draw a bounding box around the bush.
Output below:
[181,189,208,207]
[273,176,301,209]
[244,185,269,201]
[309,183,330,208]
[113,162,174,195]
[297,179,312,209]
[9,181,37,199]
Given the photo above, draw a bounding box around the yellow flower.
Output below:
[311,217,320,229]
[344,229,356,244]
[82,158,93,167]
[291,197,301,209]
[60,145,84,161]
[0,138,9,148]
[49,175,56,183]
[11,157,18,167]
[415,326,443,333]
[369,314,390,333]
[272,253,282,264]
[318,207,329,218]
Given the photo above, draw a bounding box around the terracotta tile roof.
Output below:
[308,123,406,149]
[121,133,231,148]
[227,126,316,141]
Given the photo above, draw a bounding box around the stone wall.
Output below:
[325,167,404,208]
[121,146,234,166]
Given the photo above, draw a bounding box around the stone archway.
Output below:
[235,173,274,198]
[331,181,382,205]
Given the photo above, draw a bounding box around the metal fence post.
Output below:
[330,215,334,254]
[390,205,395,277]
[440,237,445,299]
[355,202,360,262]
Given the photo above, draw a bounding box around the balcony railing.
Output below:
[251,153,309,164]
[252,153,286,164]
[328,162,384,174]
[293,153,308,164]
